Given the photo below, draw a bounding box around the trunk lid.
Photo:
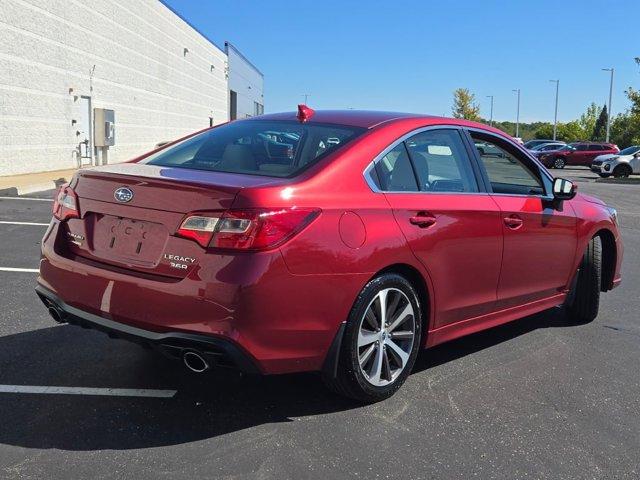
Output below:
[63,163,285,279]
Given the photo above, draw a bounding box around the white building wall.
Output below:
[226,42,264,119]
[0,0,229,176]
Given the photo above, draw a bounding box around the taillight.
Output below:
[176,216,219,247]
[176,207,320,250]
[52,185,80,221]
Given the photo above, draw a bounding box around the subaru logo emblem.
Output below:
[114,187,134,203]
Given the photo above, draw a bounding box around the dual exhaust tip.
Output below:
[47,302,211,374]
[182,350,210,373]
[47,305,66,324]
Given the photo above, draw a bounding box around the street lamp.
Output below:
[486,95,494,126]
[302,93,311,104]
[549,80,559,140]
[602,68,614,142]
[512,89,521,138]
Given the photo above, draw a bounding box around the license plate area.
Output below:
[91,214,168,267]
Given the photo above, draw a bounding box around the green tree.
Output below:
[591,104,608,141]
[557,121,586,142]
[610,113,640,148]
[579,102,598,135]
[534,123,554,139]
[451,88,480,121]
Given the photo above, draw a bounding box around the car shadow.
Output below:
[0,306,574,451]
[414,306,570,372]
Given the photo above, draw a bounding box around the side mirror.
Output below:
[633,153,640,159]
[552,177,577,200]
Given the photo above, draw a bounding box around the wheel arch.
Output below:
[614,163,632,175]
[375,263,432,345]
[594,228,617,292]
[321,262,432,381]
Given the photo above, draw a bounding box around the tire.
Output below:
[567,236,602,324]
[553,157,566,169]
[323,273,423,403]
[613,164,631,178]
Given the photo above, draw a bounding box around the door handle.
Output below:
[409,213,436,228]
[503,215,523,229]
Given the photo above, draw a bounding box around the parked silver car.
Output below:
[591,145,640,178]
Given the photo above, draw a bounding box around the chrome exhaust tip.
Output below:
[47,306,66,324]
[183,350,209,373]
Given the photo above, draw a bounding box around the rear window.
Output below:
[142,120,365,177]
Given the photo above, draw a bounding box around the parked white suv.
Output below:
[591,145,640,178]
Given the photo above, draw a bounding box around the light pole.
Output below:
[549,80,559,140]
[602,68,614,142]
[302,93,311,105]
[486,95,494,126]
[512,89,521,138]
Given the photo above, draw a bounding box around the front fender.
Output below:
[570,200,622,290]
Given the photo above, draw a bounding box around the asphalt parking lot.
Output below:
[0,167,638,479]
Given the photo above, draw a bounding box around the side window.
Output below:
[575,144,589,151]
[404,129,478,192]
[472,134,545,196]
[373,143,419,191]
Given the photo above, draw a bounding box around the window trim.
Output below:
[463,127,554,199]
[363,125,488,195]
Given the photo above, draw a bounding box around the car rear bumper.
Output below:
[38,221,366,375]
[35,284,261,374]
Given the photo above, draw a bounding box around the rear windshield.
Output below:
[142,120,365,177]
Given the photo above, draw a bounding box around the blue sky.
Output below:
[166,0,639,123]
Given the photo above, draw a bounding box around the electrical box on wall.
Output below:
[94,108,115,147]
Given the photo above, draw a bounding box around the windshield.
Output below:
[143,120,365,177]
[559,145,575,152]
[619,145,640,155]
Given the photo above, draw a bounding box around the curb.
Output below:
[595,177,640,185]
[0,182,57,197]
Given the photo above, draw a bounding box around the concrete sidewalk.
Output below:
[0,168,78,196]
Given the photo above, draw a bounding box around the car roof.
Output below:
[247,109,509,135]
[251,110,429,129]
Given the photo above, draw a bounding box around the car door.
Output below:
[583,144,604,165]
[369,127,503,327]
[630,150,640,174]
[468,129,577,309]
[569,144,590,165]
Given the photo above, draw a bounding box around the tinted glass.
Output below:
[472,134,544,195]
[143,121,364,177]
[589,144,603,151]
[574,144,590,151]
[619,145,640,155]
[374,143,419,191]
[404,129,478,192]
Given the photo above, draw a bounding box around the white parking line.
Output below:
[0,196,53,202]
[0,221,49,226]
[0,267,39,273]
[0,385,177,398]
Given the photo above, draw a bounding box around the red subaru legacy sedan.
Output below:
[36,107,623,402]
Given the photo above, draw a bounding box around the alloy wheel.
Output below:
[554,158,565,168]
[357,288,416,387]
